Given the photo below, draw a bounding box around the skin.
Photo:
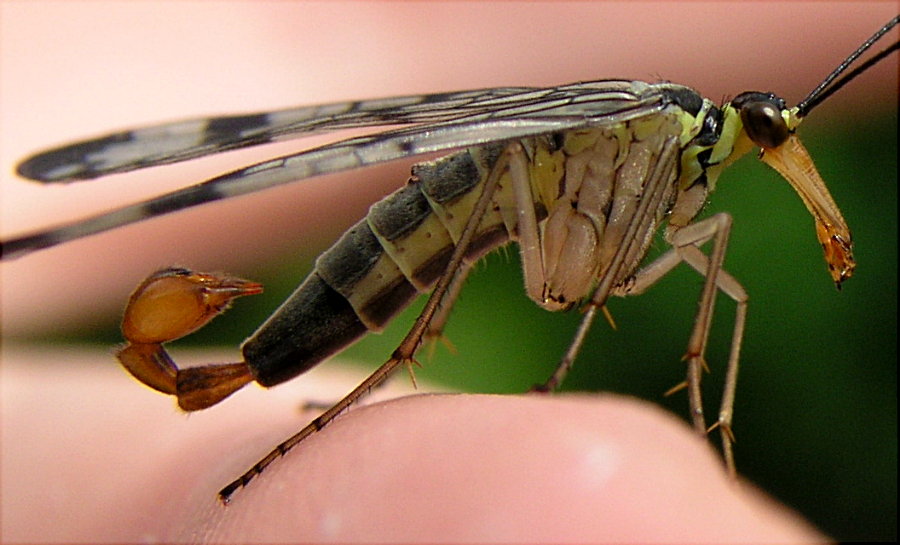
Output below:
[2,347,826,542]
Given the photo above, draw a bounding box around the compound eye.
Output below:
[740,101,790,149]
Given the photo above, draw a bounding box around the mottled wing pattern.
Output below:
[19,80,664,182]
[6,80,667,258]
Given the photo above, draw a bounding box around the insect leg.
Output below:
[670,213,732,434]
[536,136,682,392]
[423,260,473,352]
[218,142,520,503]
[423,138,539,351]
[681,245,747,475]
[618,212,746,473]
[508,137,547,305]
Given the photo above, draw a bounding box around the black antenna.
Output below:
[796,16,899,117]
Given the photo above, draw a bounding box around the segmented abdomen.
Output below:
[242,142,515,386]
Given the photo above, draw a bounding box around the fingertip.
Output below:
[184,393,827,543]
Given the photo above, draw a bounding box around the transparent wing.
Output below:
[17,80,660,183]
[4,80,668,259]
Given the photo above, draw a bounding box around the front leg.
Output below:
[617,213,748,475]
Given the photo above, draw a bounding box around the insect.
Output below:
[2,16,897,506]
